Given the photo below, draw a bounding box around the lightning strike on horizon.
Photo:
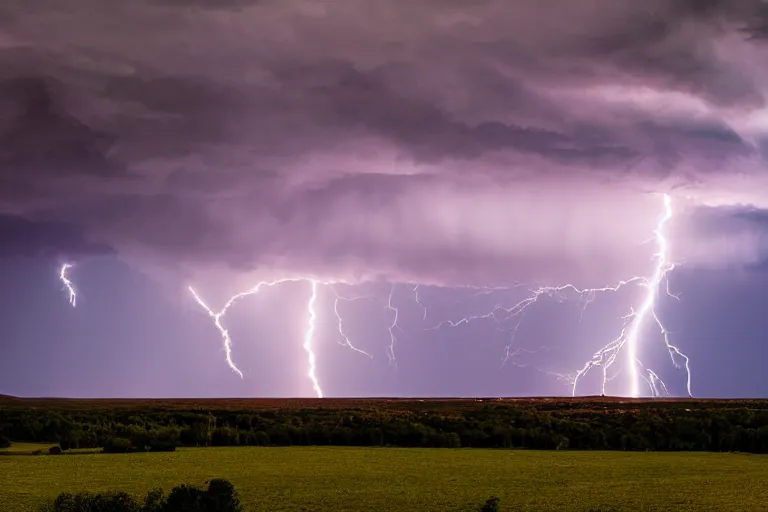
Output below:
[189,278,324,396]
[59,263,77,307]
[570,193,692,398]
[189,278,381,396]
[303,280,323,398]
[188,277,312,378]
[425,193,691,398]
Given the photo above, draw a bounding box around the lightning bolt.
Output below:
[413,285,428,320]
[188,278,305,379]
[424,193,691,398]
[188,194,689,399]
[571,193,690,398]
[386,283,400,367]
[189,278,369,397]
[303,280,323,398]
[425,279,641,333]
[331,287,374,359]
[59,263,77,307]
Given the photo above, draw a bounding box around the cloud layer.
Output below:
[1,0,768,287]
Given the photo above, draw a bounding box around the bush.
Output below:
[164,479,242,512]
[103,437,133,454]
[41,491,140,512]
[481,496,500,512]
[48,445,63,455]
[40,479,243,512]
[0,436,10,448]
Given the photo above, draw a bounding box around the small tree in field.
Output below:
[0,436,10,448]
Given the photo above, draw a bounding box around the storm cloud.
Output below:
[2,0,768,288]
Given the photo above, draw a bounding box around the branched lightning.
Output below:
[423,193,691,398]
[425,278,643,332]
[188,280,287,379]
[190,278,374,397]
[331,287,374,359]
[186,194,690,399]
[59,263,77,307]
[571,194,691,398]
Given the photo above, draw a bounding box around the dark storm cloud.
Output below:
[561,1,766,109]
[303,63,638,164]
[0,214,113,258]
[0,75,121,179]
[1,0,767,286]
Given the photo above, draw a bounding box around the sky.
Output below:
[1,0,768,399]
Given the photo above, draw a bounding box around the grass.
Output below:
[0,443,58,455]
[2,448,768,511]
[0,442,101,456]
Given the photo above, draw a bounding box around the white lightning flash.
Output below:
[59,263,77,307]
[331,287,374,358]
[303,280,323,398]
[426,193,691,398]
[572,193,691,398]
[413,285,428,320]
[189,279,375,398]
[189,278,324,396]
[386,283,400,367]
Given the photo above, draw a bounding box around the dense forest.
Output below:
[2,397,768,453]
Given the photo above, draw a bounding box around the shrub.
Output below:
[103,437,133,454]
[204,479,243,512]
[41,491,140,512]
[164,479,243,512]
[481,496,500,512]
[48,445,63,455]
[0,436,10,448]
[40,479,243,512]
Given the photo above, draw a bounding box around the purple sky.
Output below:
[2,0,768,398]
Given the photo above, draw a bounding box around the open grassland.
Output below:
[0,442,58,455]
[2,447,768,512]
[0,442,100,456]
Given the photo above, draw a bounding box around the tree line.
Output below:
[2,401,768,453]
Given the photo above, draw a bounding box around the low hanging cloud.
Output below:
[1,0,768,288]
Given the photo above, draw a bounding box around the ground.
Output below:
[1,395,766,412]
[2,446,768,511]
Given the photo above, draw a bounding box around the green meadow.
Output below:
[2,446,767,511]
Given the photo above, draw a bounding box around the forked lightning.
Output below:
[186,194,690,398]
[427,193,691,398]
[189,279,375,397]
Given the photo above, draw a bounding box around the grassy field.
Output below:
[0,442,58,455]
[2,447,767,511]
